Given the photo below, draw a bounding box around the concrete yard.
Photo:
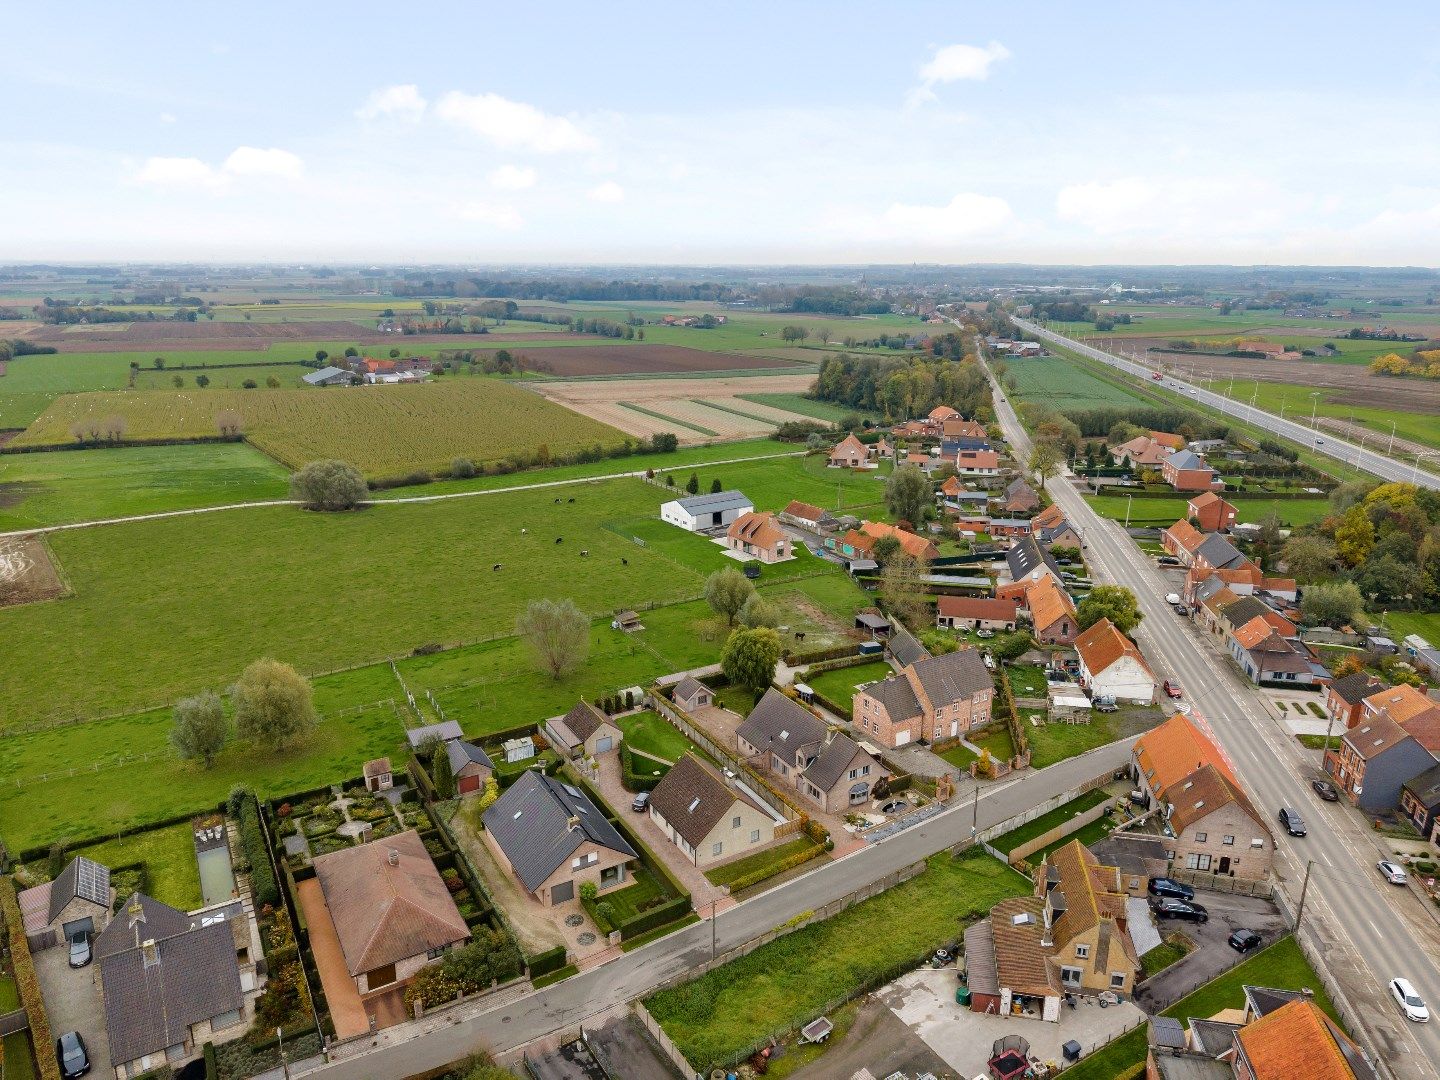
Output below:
[34,945,112,1078]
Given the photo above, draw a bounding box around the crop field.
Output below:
[737,392,881,423]
[1202,377,1440,452]
[14,379,629,475]
[1000,354,1152,410]
[459,343,793,377]
[0,443,290,531]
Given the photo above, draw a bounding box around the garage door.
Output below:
[551,880,575,905]
[596,736,613,754]
[62,916,94,939]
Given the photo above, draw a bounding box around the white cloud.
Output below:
[1055,177,1157,233]
[222,146,304,180]
[356,84,427,122]
[909,41,1010,106]
[587,181,624,203]
[456,201,523,229]
[875,191,1013,240]
[488,164,537,190]
[159,112,176,124]
[435,91,596,153]
[134,156,224,190]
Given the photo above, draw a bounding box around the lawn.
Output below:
[1027,811,1120,864]
[602,866,670,923]
[0,973,17,1012]
[0,442,290,530]
[2,1031,36,1080]
[972,724,1017,762]
[1139,932,1194,979]
[939,742,978,770]
[1027,715,1125,769]
[989,788,1112,855]
[1007,664,1048,697]
[617,710,701,764]
[645,850,1028,1071]
[803,661,895,716]
[711,683,759,716]
[68,820,204,911]
[704,837,823,888]
[704,451,891,517]
[1083,493,1333,529]
[1061,936,1334,1080]
[1384,611,1440,647]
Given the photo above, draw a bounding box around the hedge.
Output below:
[532,964,579,989]
[203,1042,218,1080]
[565,770,691,904]
[720,842,826,893]
[528,945,568,978]
[0,878,61,1080]
[783,642,861,666]
[619,894,693,941]
[237,791,278,907]
[620,744,665,793]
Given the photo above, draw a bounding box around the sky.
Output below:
[4,1,1440,266]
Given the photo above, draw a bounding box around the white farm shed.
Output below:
[660,490,754,532]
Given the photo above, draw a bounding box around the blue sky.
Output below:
[4,1,1440,264]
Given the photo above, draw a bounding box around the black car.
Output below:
[56,1031,90,1079]
[1151,897,1208,923]
[1311,779,1339,802]
[1229,929,1262,952]
[1147,877,1196,901]
[1279,807,1307,836]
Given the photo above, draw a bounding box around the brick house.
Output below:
[1161,449,1221,492]
[1400,763,1440,837]
[544,700,622,759]
[1326,673,1386,729]
[17,856,112,952]
[1038,842,1139,1000]
[1323,714,1437,812]
[736,688,830,777]
[998,574,1079,645]
[1161,519,1207,564]
[726,511,794,563]
[444,741,496,795]
[1226,618,1317,686]
[779,500,831,531]
[1003,477,1040,514]
[857,520,939,562]
[648,754,779,868]
[936,595,1019,632]
[853,648,993,747]
[796,733,889,812]
[1111,436,1169,469]
[1188,491,1237,532]
[956,448,1001,476]
[828,434,868,468]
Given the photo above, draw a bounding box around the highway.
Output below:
[980,344,1440,1079]
[1011,316,1440,491]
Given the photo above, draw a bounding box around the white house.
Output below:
[1075,617,1156,705]
[660,490,754,532]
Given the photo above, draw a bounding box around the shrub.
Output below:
[234,789,278,907]
[451,457,477,479]
[404,927,524,1010]
[290,459,367,511]
[1,877,61,1080]
[721,843,825,892]
[579,881,598,902]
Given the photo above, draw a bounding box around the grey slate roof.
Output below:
[1194,533,1247,570]
[559,700,609,743]
[1150,1016,1188,1050]
[302,365,349,385]
[673,676,708,703]
[48,856,110,924]
[1330,672,1383,706]
[864,673,922,722]
[96,894,244,1067]
[649,753,761,849]
[888,625,931,668]
[1192,574,1228,604]
[1243,984,1311,1018]
[482,771,636,893]
[910,649,993,707]
[1187,1017,1244,1057]
[736,688,828,755]
[801,734,869,791]
[1219,595,1272,627]
[1166,449,1210,472]
[406,720,464,749]
[446,739,495,774]
[669,489,752,515]
[1006,536,1063,582]
[1403,762,1440,811]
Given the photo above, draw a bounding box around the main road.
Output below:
[981,342,1440,1079]
[1011,316,1440,491]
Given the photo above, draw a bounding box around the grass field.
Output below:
[1207,378,1440,452]
[645,850,1027,1070]
[1384,611,1440,646]
[1000,353,1153,411]
[15,379,629,475]
[989,788,1111,854]
[67,821,205,911]
[617,710,702,763]
[0,442,290,530]
[2,1030,36,1080]
[704,450,891,516]
[737,393,879,423]
[1083,493,1333,528]
[135,363,315,390]
[1026,715,1125,769]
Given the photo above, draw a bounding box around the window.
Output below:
[1061,966,1082,987]
[1251,838,1265,848]
[1223,835,1235,846]
[1075,943,1090,959]
[1194,832,1207,843]
[1110,973,1126,989]
[751,829,761,843]
[712,842,723,857]
[732,816,741,829]
[211,1009,242,1031]
[426,945,449,960]
[849,768,858,780]
[570,852,598,870]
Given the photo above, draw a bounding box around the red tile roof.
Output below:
[937,596,1019,622]
[1075,618,1152,679]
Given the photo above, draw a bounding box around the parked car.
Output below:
[1151,897,1208,923]
[1228,929,1262,953]
[1094,700,1119,714]
[1147,877,1195,901]
[1163,680,1183,699]
[56,1032,90,1079]
[67,931,91,969]
[1278,807,1307,837]
[630,792,650,813]
[1164,592,1181,605]
[1158,555,1181,566]
[1311,779,1339,802]
[1391,977,1429,1022]
[1378,860,1409,886]
[1173,603,1189,616]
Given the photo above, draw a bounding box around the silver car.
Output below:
[1378,860,1408,886]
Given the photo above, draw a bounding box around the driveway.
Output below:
[296,877,370,1039]
[585,1014,680,1080]
[592,752,723,906]
[1136,891,1287,1012]
[34,945,111,1077]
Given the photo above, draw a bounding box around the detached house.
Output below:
[545,700,622,759]
[737,688,829,777]
[1075,618,1156,704]
[828,434,869,468]
[648,754,779,868]
[726,511,794,563]
[1188,491,1237,532]
[796,733,889,812]
[1003,477,1041,514]
[1111,436,1170,470]
[956,448,1001,476]
[853,648,994,747]
[1162,449,1221,492]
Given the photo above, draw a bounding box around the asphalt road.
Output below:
[981,345,1440,1079]
[1010,316,1440,491]
[300,740,1135,1079]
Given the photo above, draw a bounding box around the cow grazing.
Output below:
[794,631,806,642]
[567,497,576,503]
[492,564,502,571]
[580,550,589,557]
[555,537,563,544]
[621,557,628,566]
[520,528,527,535]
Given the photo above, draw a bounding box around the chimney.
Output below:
[127,896,145,929]
[141,939,159,969]
[567,815,581,831]
[387,849,399,867]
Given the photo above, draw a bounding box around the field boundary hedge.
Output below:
[0,877,60,1080]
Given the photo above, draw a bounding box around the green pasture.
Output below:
[1205,378,1440,452]
[135,363,315,390]
[1001,353,1152,411]
[1082,493,1333,529]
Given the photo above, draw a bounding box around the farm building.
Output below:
[936,595,1019,632]
[302,366,353,387]
[660,490,754,532]
[779,500,832,530]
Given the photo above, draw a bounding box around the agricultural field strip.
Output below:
[618,401,719,437]
[0,449,804,538]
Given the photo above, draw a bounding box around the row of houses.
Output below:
[1323,681,1440,823]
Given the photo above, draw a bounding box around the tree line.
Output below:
[811,352,992,419]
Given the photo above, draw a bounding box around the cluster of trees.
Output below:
[1093,313,1133,331]
[391,276,738,303]
[1370,350,1440,380]
[1063,404,1227,441]
[776,287,892,316]
[702,568,784,691]
[433,348,553,376]
[67,415,128,444]
[170,659,317,767]
[0,339,57,361]
[812,353,991,419]
[1030,300,1095,322]
[1345,327,1426,341]
[1282,481,1440,620]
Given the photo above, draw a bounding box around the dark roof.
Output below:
[909,649,992,707]
[96,894,244,1067]
[1330,672,1383,706]
[1220,596,1273,627]
[406,720,464,749]
[736,688,828,756]
[1007,536,1063,583]
[1166,449,1209,472]
[446,739,495,774]
[48,856,110,924]
[1194,533,1247,570]
[674,676,708,701]
[889,625,931,668]
[856,611,892,631]
[801,734,870,791]
[1403,762,1440,809]
[1188,1017,1244,1057]
[482,772,637,893]
[669,490,752,514]
[1150,1016,1188,1050]
[1244,984,1312,1018]
[559,701,610,743]
[649,754,763,849]
[864,673,923,722]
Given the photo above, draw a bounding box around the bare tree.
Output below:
[102,415,127,443]
[215,410,244,437]
[515,598,590,681]
[69,420,88,444]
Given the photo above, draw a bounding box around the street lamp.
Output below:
[1309,392,1321,430]
[1413,451,1439,484]
[1388,420,1398,455]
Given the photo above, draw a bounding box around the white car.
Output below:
[1392,977,1429,1022]
[1378,860,1408,885]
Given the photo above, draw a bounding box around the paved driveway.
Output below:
[1136,891,1287,1012]
[296,878,370,1040]
[35,944,111,1076]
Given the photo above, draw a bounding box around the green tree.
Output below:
[153,356,166,370]
[870,533,902,566]
[880,552,928,630]
[431,742,455,799]
[232,659,317,751]
[649,432,678,453]
[1075,585,1144,634]
[314,349,329,364]
[195,373,210,388]
[1281,535,1337,582]
[704,567,754,626]
[172,374,184,388]
[170,689,229,768]
[290,459,367,511]
[989,630,1037,662]
[1299,581,1364,627]
[720,627,783,691]
[266,375,280,388]
[1334,505,1375,567]
[884,465,931,528]
[740,593,779,629]
[515,598,590,680]
[710,478,723,494]
[686,472,700,495]
[1028,440,1064,489]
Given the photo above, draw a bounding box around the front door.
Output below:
[1218,856,1230,875]
[551,880,575,905]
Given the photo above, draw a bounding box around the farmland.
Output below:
[1201,377,1440,453]
[999,353,1152,411]
[0,442,289,530]
[1083,493,1334,528]
[14,379,630,475]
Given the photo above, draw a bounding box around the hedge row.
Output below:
[620,744,665,793]
[783,642,861,666]
[619,894,693,941]
[723,842,826,893]
[0,877,61,1080]
[237,792,278,907]
[528,944,568,978]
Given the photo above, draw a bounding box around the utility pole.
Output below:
[1125,494,1133,529]
[1295,859,1315,932]
[1388,420,1398,455]
[971,784,979,837]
